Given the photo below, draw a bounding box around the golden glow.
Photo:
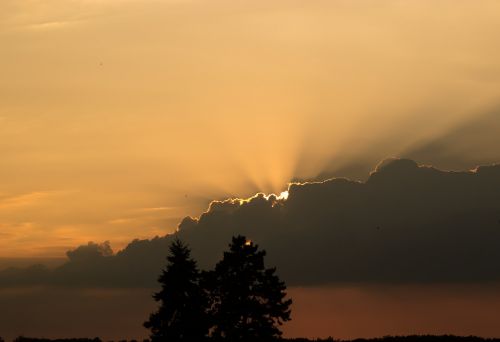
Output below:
[1,0,500,257]
[277,191,289,201]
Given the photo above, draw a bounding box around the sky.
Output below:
[2,0,500,339]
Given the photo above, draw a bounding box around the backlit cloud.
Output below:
[3,158,500,287]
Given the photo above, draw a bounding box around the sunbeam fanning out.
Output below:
[1,0,500,256]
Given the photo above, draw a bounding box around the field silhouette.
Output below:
[8,335,500,342]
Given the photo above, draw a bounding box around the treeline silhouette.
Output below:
[11,338,102,342]
[5,335,500,342]
[290,337,500,342]
[144,236,292,341]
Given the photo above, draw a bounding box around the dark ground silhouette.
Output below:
[7,335,500,342]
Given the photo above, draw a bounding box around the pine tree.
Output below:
[207,235,292,341]
[144,239,209,342]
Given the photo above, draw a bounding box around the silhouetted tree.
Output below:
[144,239,209,342]
[207,235,292,341]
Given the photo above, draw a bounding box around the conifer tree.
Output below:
[207,235,292,341]
[144,239,209,342]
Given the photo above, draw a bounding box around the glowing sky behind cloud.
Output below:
[1,0,500,257]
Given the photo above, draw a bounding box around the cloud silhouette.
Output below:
[2,158,500,288]
[66,241,113,261]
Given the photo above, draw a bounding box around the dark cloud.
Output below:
[0,287,154,341]
[66,242,113,262]
[2,158,500,287]
[0,264,51,287]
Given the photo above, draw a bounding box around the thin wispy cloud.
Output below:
[0,191,56,210]
[135,206,175,213]
[22,19,84,31]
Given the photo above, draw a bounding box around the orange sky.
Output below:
[2,0,500,257]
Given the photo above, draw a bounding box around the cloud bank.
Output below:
[2,158,500,287]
